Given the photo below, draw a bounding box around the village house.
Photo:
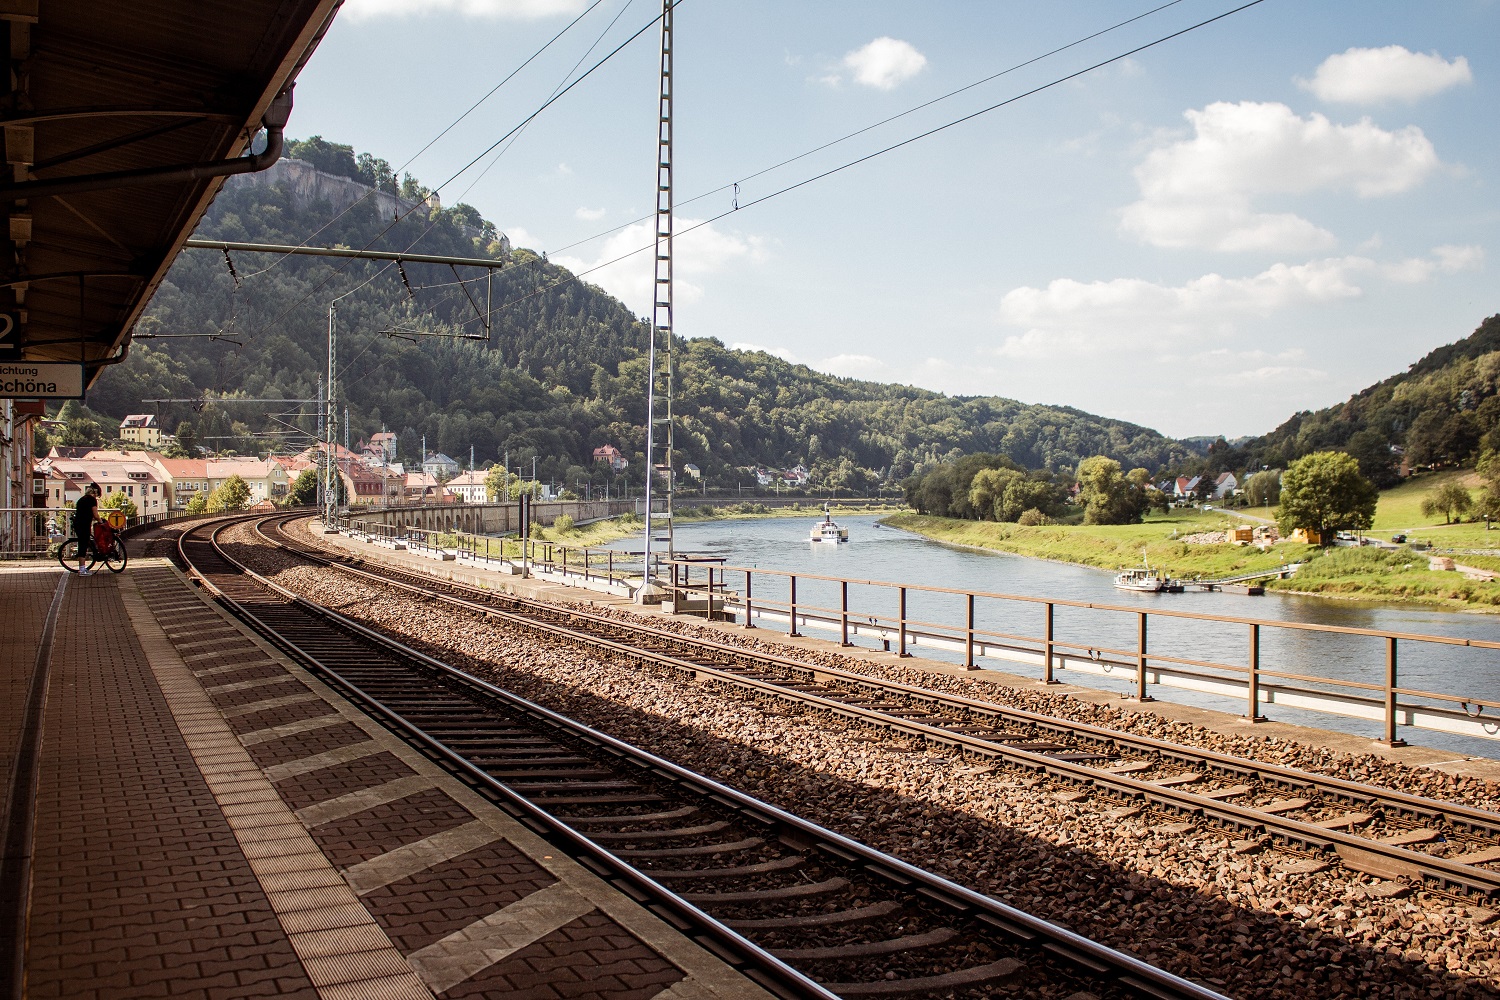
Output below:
[208,458,290,504]
[118,414,162,448]
[43,457,171,519]
[592,445,628,471]
[445,469,489,503]
[681,463,701,481]
[159,458,209,508]
[1212,472,1238,499]
[421,452,460,480]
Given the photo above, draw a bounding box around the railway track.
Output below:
[180,515,1227,999]
[256,513,1500,902]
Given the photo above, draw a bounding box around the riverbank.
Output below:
[881,512,1500,611]
[673,501,907,523]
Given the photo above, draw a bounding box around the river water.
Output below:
[605,514,1499,757]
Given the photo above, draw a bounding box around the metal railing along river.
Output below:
[665,559,1500,746]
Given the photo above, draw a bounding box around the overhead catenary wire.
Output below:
[229,0,615,282]
[458,0,1273,333]
[242,1,681,344]
[542,0,1193,259]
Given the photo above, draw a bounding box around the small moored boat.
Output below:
[1114,550,1167,592]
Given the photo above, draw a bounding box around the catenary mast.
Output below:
[639,0,675,601]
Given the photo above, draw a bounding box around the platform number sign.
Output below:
[0,313,14,354]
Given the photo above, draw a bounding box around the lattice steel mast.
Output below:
[639,0,675,600]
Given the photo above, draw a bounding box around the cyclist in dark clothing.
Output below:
[73,483,101,576]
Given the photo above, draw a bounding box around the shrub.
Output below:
[552,514,575,534]
[1017,507,1051,526]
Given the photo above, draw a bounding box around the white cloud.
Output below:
[842,37,926,90]
[994,246,1471,360]
[551,220,767,317]
[1120,101,1440,252]
[574,206,606,221]
[1300,46,1472,104]
[1381,243,1483,283]
[344,0,585,19]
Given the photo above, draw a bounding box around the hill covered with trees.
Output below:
[78,137,1190,493]
[1170,314,1500,488]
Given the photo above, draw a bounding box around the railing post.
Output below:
[897,587,910,657]
[964,593,976,670]
[1135,612,1153,702]
[840,580,852,647]
[1042,602,1057,684]
[1246,623,1266,721]
[743,571,755,629]
[789,575,802,637]
[1384,636,1406,746]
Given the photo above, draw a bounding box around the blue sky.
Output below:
[287,0,1497,439]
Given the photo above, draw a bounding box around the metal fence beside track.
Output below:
[0,506,193,558]
[665,559,1500,746]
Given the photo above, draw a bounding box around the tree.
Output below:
[205,475,252,513]
[166,421,199,459]
[286,468,318,507]
[1344,429,1398,488]
[968,468,1020,520]
[1420,482,1473,524]
[100,490,138,521]
[185,492,208,515]
[1274,451,1378,541]
[1479,450,1500,529]
[1244,470,1281,507]
[1076,456,1149,525]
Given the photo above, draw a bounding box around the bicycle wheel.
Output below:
[103,538,128,573]
[57,539,99,573]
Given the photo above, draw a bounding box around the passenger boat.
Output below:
[1114,551,1167,592]
[1113,566,1167,592]
[810,507,850,544]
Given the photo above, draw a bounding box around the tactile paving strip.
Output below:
[121,560,770,1000]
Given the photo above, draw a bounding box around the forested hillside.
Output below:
[1196,315,1500,486]
[84,139,1190,491]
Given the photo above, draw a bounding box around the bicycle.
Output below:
[58,514,128,574]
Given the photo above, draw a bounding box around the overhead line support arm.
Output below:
[183,240,509,270]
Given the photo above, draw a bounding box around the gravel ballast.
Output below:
[218,523,1500,999]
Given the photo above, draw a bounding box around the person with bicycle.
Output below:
[73,483,101,576]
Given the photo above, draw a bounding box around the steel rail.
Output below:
[177,520,838,1000]
[263,515,1500,899]
[274,515,1500,831]
[187,516,1228,1000]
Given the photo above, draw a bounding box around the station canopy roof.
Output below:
[1,0,341,385]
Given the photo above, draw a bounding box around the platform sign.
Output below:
[0,313,15,353]
[0,361,85,399]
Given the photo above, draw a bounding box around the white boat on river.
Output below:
[810,508,849,544]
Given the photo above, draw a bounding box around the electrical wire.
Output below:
[232,0,615,281]
[462,0,1272,330]
[244,0,679,344]
[542,0,1193,259]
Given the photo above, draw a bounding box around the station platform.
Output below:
[0,560,775,1000]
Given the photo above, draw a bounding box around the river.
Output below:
[605,513,1499,757]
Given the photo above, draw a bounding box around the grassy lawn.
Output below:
[881,510,1314,579]
[1265,546,1500,608]
[1369,469,1485,531]
[881,510,1500,610]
